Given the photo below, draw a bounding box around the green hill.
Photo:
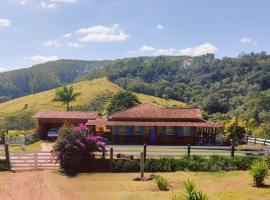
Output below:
[0,78,185,115]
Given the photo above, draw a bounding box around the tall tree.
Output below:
[53,86,81,111]
[107,90,140,114]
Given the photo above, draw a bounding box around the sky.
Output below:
[0,0,269,71]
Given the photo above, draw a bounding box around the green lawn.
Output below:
[0,171,269,200]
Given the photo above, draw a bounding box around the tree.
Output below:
[106,90,141,115]
[53,86,81,111]
[223,118,246,145]
[4,111,35,131]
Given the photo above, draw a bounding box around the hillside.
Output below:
[0,78,185,115]
[0,59,112,100]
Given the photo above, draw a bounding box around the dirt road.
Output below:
[0,171,70,200]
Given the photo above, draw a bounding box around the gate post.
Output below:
[187,144,191,158]
[143,144,147,161]
[34,152,38,169]
[140,152,144,179]
[110,148,113,171]
[231,145,235,157]
[4,144,10,170]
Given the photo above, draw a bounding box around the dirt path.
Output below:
[40,142,54,151]
[0,171,71,200]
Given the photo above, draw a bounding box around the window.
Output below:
[119,126,126,136]
[134,127,140,135]
[166,127,174,136]
[183,127,190,136]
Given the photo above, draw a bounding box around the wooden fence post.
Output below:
[102,150,106,159]
[4,144,10,170]
[246,135,249,144]
[187,144,191,157]
[110,148,113,171]
[143,144,147,161]
[264,139,266,146]
[140,152,144,179]
[231,145,235,157]
[34,152,38,169]
[254,137,257,144]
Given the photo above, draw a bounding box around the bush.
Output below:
[53,123,105,174]
[154,175,169,191]
[182,180,208,200]
[0,160,8,171]
[112,159,140,172]
[250,160,269,187]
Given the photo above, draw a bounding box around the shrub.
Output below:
[182,180,208,200]
[0,160,8,171]
[154,175,169,191]
[53,123,105,174]
[250,160,269,187]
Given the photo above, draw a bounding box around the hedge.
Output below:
[0,160,8,171]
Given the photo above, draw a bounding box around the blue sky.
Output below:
[0,0,269,71]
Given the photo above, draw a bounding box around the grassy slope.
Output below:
[0,78,185,115]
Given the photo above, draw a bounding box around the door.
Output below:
[149,127,157,144]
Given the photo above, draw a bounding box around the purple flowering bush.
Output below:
[54,123,105,173]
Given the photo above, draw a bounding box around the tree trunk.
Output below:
[67,101,69,111]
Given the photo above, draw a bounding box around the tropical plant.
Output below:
[154,175,169,191]
[182,180,208,200]
[53,123,105,174]
[53,86,81,111]
[250,160,269,187]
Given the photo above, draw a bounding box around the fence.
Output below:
[9,151,59,171]
[5,133,38,145]
[94,144,268,160]
[246,136,270,146]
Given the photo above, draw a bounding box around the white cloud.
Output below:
[63,33,72,38]
[68,42,83,48]
[40,1,57,9]
[50,0,76,2]
[0,18,12,27]
[179,42,218,56]
[240,37,258,46]
[140,45,156,52]
[29,55,58,62]
[0,67,6,72]
[156,24,164,30]
[137,42,218,57]
[78,24,129,42]
[43,40,61,47]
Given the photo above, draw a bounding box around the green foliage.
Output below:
[72,91,113,114]
[4,111,35,131]
[154,175,169,191]
[0,59,111,99]
[182,180,208,200]
[53,86,81,111]
[107,90,141,114]
[250,160,269,187]
[223,118,246,144]
[0,160,8,171]
[54,124,105,174]
[112,159,140,172]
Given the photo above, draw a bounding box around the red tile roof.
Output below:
[108,103,203,120]
[86,118,220,128]
[34,111,99,120]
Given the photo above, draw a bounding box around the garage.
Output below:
[34,111,101,139]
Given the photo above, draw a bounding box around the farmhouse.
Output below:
[86,103,221,145]
[34,111,101,139]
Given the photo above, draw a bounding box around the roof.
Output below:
[86,118,220,128]
[34,111,99,120]
[108,103,202,120]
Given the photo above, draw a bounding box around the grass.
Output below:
[0,171,269,200]
[0,78,185,115]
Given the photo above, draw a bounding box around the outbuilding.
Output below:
[34,111,101,139]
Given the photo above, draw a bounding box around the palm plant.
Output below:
[183,180,208,200]
[53,86,81,111]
